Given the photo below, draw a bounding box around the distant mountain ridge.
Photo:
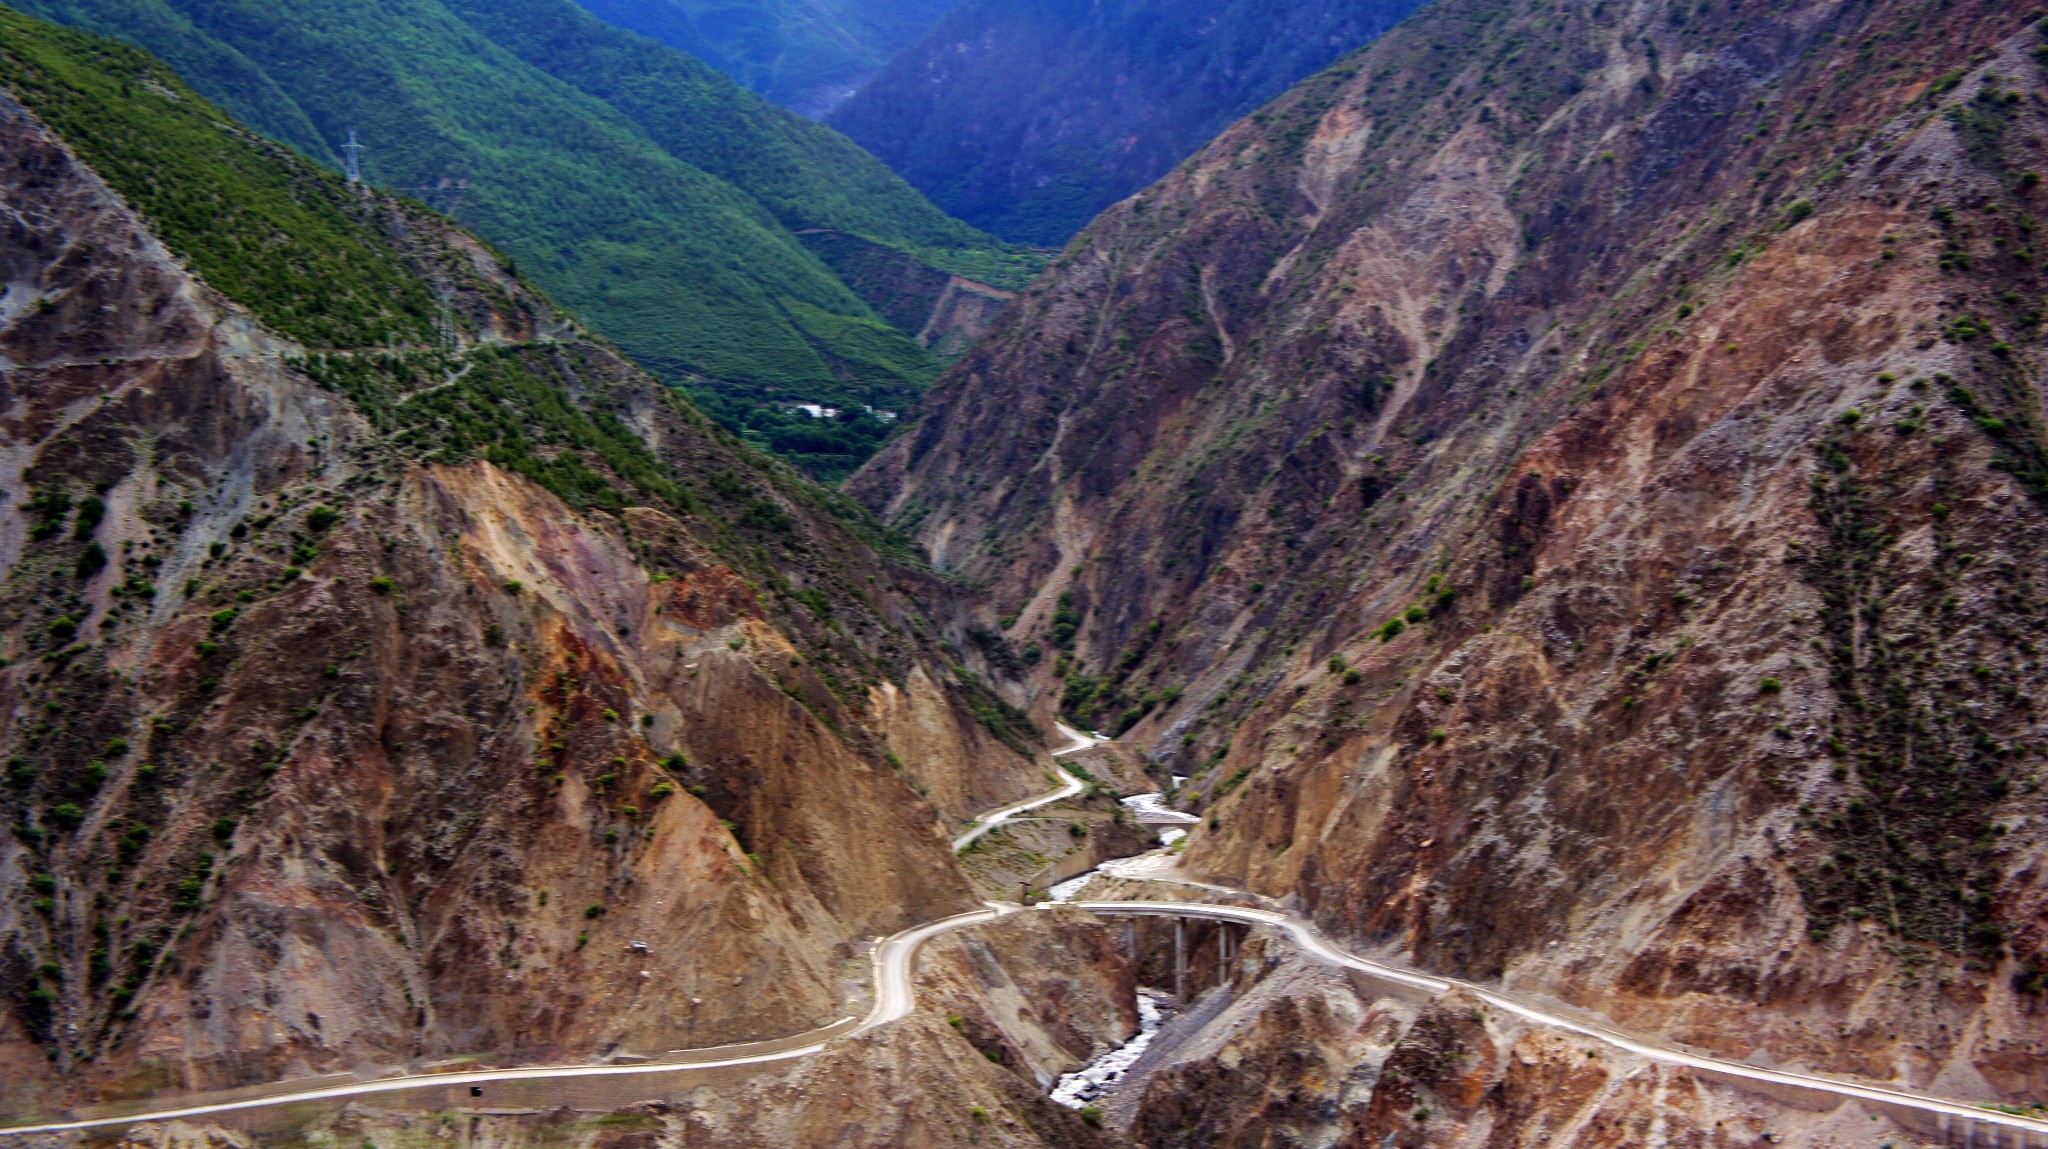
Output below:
[828,0,1423,245]
[8,0,1032,481]
[571,0,960,117]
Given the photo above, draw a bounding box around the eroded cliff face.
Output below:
[0,74,1047,1117]
[853,0,2048,1105]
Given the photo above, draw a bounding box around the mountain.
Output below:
[0,9,1057,1111]
[853,0,2048,1135]
[827,0,1423,246]
[569,0,960,118]
[7,0,1036,482]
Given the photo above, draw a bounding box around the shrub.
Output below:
[211,817,238,843]
[1049,592,1081,649]
[304,506,341,533]
[1760,677,1784,694]
[368,577,396,595]
[49,802,84,831]
[209,608,238,631]
[648,782,674,801]
[74,542,107,578]
[48,617,78,643]
[1783,199,1816,226]
[72,495,105,539]
[504,580,524,595]
[584,903,606,919]
[27,487,70,541]
[1079,1106,1104,1127]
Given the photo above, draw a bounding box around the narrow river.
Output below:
[1049,988,1172,1110]
[1043,789,1198,1111]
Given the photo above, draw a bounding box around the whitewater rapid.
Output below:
[1049,988,1171,1109]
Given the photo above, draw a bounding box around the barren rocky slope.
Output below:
[0,15,1051,1120]
[854,0,2048,1117]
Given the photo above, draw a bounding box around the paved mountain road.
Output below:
[5,731,2044,1146]
[949,722,1098,851]
[1071,900,2048,1146]
[0,729,1099,1137]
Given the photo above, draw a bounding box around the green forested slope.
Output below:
[436,0,1040,291]
[568,0,958,117]
[0,9,435,349]
[5,0,1019,479]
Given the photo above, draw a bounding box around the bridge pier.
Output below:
[1180,919,1190,1001]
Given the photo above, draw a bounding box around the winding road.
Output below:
[950,722,1098,851]
[5,727,2045,1146]
[1071,901,2048,1146]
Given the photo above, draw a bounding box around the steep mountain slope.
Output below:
[0,12,1049,1117]
[853,0,2048,1118]
[7,0,1032,481]
[428,0,1036,292]
[827,0,1422,245]
[570,0,960,118]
